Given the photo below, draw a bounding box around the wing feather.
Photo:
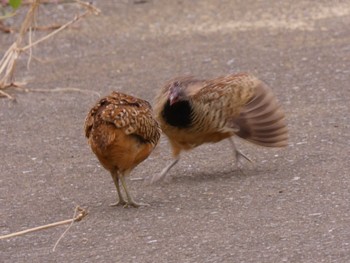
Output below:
[85,91,161,145]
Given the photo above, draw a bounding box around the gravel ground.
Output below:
[1,1,349,262]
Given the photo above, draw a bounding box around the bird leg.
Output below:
[228,138,252,168]
[150,157,180,184]
[110,172,127,207]
[119,174,149,208]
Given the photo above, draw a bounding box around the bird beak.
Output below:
[169,94,178,106]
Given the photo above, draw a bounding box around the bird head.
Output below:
[169,81,186,105]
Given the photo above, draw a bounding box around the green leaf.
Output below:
[9,0,22,9]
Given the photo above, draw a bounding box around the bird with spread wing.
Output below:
[151,73,288,183]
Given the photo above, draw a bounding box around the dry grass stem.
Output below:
[22,0,74,5]
[31,23,62,31]
[19,87,101,97]
[52,206,86,251]
[0,206,88,240]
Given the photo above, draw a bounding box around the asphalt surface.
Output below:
[1,1,349,262]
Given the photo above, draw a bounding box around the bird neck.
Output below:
[162,99,193,128]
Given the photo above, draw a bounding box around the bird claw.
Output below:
[110,200,149,208]
[109,199,128,207]
[229,138,253,171]
[123,201,150,208]
[235,149,253,164]
[235,149,255,176]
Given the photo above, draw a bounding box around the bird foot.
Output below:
[123,201,150,208]
[109,200,127,207]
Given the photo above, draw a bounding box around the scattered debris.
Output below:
[0,0,101,99]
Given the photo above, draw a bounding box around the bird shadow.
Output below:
[155,166,266,185]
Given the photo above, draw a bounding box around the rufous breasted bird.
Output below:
[85,91,161,207]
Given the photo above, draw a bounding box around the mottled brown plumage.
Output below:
[151,73,288,183]
[85,91,161,207]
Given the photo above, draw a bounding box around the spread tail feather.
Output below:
[234,82,288,147]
